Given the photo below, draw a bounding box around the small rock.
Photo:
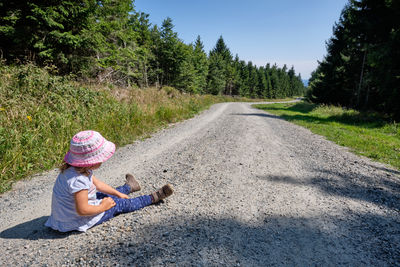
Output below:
[162,232,169,236]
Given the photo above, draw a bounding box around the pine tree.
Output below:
[270,64,280,98]
[257,67,268,98]
[130,11,154,87]
[230,54,241,95]
[0,1,307,99]
[279,64,290,97]
[174,42,197,93]
[158,17,180,86]
[208,36,234,95]
[0,0,98,73]
[209,35,232,62]
[246,62,256,98]
[308,0,400,118]
[192,36,209,93]
[264,64,272,98]
[238,60,249,96]
[206,54,226,95]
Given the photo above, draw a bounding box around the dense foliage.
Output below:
[307,0,400,119]
[0,0,305,98]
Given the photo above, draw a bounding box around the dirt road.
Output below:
[1,102,399,266]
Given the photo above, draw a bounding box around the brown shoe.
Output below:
[125,174,141,193]
[151,184,174,203]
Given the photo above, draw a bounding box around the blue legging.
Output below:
[95,184,152,225]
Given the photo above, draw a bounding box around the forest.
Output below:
[307,0,400,119]
[0,0,305,99]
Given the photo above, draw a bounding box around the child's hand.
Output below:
[117,192,129,199]
[101,197,116,210]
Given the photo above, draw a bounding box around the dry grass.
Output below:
[0,62,294,193]
[0,64,232,193]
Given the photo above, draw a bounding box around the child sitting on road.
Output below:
[45,130,174,232]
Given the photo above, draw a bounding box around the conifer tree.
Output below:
[130,11,154,87]
[91,0,138,85]
[257,67,268,98]
[264,65,272,98]
[270,64,280,98]
[0,0,98,73]
[238,60,249,96]
[174,43,197,92]
[209,36,235,95]
[308,0,400,118]
[158,17,180,86]
[206,54,226,95]
[210,35,232,62]
[247,62,259,98]
[192,36,209,93]
[230,54,241,95]
[0,0,306,98]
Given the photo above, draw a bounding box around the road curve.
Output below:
[0,101,399,266]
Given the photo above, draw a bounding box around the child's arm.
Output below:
[92,175,129,199]
[74,190,115,216]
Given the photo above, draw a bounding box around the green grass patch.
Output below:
[254,102,400,170]
[0,63,239,193]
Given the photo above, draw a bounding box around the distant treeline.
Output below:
[307,0,400,119]
[0,0,305,98]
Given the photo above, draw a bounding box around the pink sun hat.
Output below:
[64,130,116,167]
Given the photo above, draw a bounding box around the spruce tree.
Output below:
[206,54,226,95]
[130,11,154,87]
[91,0,139,85]
[174,43,197,92]
[0,0,98,73]
[192,36,209,93]
[209,35,232,62]
[238,60,249,96]
[308,0,400,118]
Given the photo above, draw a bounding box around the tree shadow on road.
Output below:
[86,212,399,266]
[230,112,287,121]
[252,102,389,130]
[364,162,400,176]
[257,166,400,212]
[0,216,81,240]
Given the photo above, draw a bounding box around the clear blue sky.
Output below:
[134,0,348,79]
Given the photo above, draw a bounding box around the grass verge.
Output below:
[0,64,245,193]
[253,102,400,170]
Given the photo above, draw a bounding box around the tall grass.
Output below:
[0,64,233,193]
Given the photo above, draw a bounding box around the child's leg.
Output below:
[96,184,131,199]
[95,195,153,225]
[115,184,131,195]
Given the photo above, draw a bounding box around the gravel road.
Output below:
[1,101,399,266]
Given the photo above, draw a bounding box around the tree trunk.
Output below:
[144,64,148,88]
[356,49,367,107]
[364,84,370,109]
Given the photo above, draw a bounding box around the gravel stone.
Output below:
[0,101,399,266]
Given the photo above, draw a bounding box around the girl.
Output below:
[45,130,173,232]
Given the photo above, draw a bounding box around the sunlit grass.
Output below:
[0,62,298,193]
[0,64,237,193]
[254,102,400,170]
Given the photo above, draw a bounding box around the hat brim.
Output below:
[64,140,116,167]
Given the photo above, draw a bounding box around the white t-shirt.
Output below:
[45,167,104,232]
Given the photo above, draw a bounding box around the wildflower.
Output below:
[27,115,32,121]
[0,107,5,111]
